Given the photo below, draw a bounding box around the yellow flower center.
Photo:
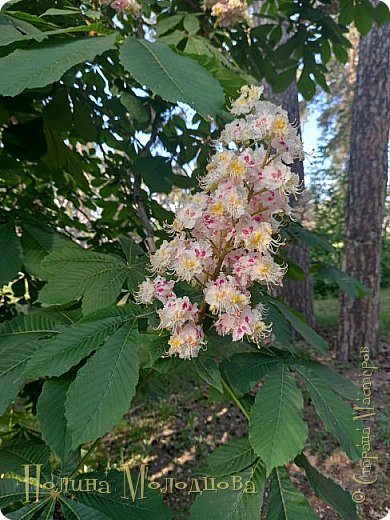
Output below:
[210,202,224,216]
[230,161,246,178]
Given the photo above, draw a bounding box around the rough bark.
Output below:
[337,20,390,361]
[266,80,316,327]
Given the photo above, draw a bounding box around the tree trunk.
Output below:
[267,80,316,328]
[337,20,390,361]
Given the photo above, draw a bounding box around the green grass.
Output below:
[314,287,390,332]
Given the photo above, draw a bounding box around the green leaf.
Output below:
[333,43,349,64]
[156,14,184,36]
[118,236,147,290]
[0,221,22,286]
[221,352,282,397]
[248,365,308,476]
[119,38,225,118]
[188,54,248,98]
[20,222,77,278]
[73,470,173,519]
[43,86,73,132]
[0,13,41,46]
[0,33,117,97]
[25,306,137,378]
[158,30,187,46]
[294,365,361,460]
[190,460,266,520]
[65,316,142,447]
[37,498,56,520]
[184,36,214,57]
[289,224,335,253]
[273,67,297,93]
[319,37,331,64]
[0,312,61,414]
[291,359,360,401]
[6,499,52,520]
[41,8,81,16]
[0,478,33,508]
[43,124,90,193]
[37,376,76,467]
[60,497,112,520]
[314,264,369,298]
[271,299,328,354]
[72,99,97,142]
[38,248,129,315]
[200,438,257,477]
[297,70,316,100]
[132,156,175,194]
[295,453,358,520]
[264,304,291,348]
[120,92,149,124]
[354,3,373,35]
[266,467,317,520]
[193,356,223,393]
[373,1,390,24]
[0,440,49,476]
[183,14,200,35]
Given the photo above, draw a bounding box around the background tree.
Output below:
[337,15,390,361]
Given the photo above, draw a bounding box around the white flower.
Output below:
[230,85,264,115]
[167,324,205,359]
[134,279,155,304]
[135,83,305,359]
[157,296,198,332]
[204,275,250,315]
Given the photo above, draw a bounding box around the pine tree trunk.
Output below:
[272,81,316,328]
[337,21,390,361]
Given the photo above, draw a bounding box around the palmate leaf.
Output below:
[118,236,148,290]
[0,13,41,46]
[291,359,361,401]
[0,440,50,477]
[60,497,112,520]
[36,376,76,469]
[37,499,56,520]
[72,470,173,520]
[200,437,257,477]
[270,299,328,354]
[295,453,358,520]
[248,364,308,476]
[294,365,361,460]
[190,459,266,520]
[20,222,78,278]
[0,313,61,414]
[193,356,223,393]
[24,307,136,378]
[0,33,117,97]
[6,498,52,520]
[119,38,225,118]
[43,124,89,193]
[38,248,129,315]
[313,264,369,299]
[65,310,151,447]
[0,221,22,286]
[221,352,282,397]
[266,467,318,520]
[0,478,35,508]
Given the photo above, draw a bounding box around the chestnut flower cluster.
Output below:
[202,0,250,27]
[100,0,141,15]
[135,85,303,360]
